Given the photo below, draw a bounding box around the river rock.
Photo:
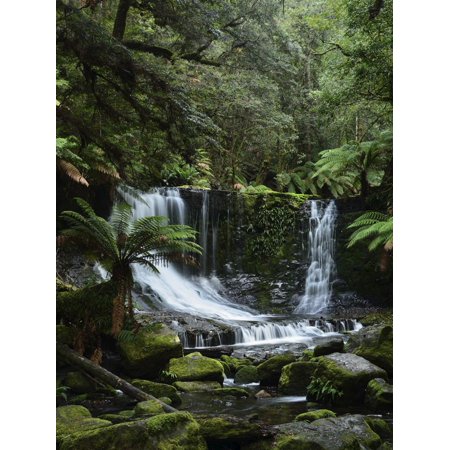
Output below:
[173,381,222,392]
[255,389,272,398]
[273,414,382,450]
[168,353,225,383]
[134,399,166,417]
[278,361,318,395]
[235,365,259,384]
[312,353,387,405]
[220,355,252,374]
[131,379,181,406]
[346,325,393,377]
[257,354,297,386]
[365,378,393,410]
[58,412,207,450]
[213,387,250,398]
[364,417,392,441]
[295,409,336,422]
[313,338,344,357]
[118,323,182,378]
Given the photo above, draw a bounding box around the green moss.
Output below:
[64,371,97,394]
[295,410,336,423]
[364,417,392,440]
[196,416,262,442]
[278,361,318,395]
[365,378,393,410]
[173,381,222,392]
[257,354,297,386]
[235,365,259,384]
[131,379,181,406]
[212,387,250,398]
[118,324,182,378]
[56,325,77,346]
[301,350,314,361]
[134,400,166,417]
[360,311,393,327]
[220,355,252,374]
[97,413,135,424]
[168,354,225,383]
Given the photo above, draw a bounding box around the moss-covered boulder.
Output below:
[59,412,207,450]
[346,325,393,377]
[295,409,336,423]
[173,381,222,392]
[311,353,387,405]
[364,417,392,441]
[197,415,262,445]
[220,355,252,374]
[63,371,97,394]
[365,378,393,410]
[235,365,259,384]
[98,412,135,424]
[57,405,112,443]
[118,323,182,378]
[131,379,181,406]
[273,415,382,450]
[134,399,166,417]
[313,338,344,357]
[168,353,225,383]
[278,361,318,395]
[360,311,393,327]
[257,354,297,386]
[212,387,250,398]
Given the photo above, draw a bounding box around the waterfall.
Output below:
[295,200,337,315]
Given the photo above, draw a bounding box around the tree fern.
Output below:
[347,211,393,251]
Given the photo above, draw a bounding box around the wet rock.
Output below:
[220,355,252,374]
[131,379,181,406]
[365,378,393,410]
[213,387,250,398]
[311,353,387,405]
[273,414,382,450]
[168,352,225,383]
[346,325,393,377]
[173,381,222,392]
[134,399,165,417]
[118,323,182,378]
[63,371,97,394]
[257,354,297,386]
[58,412,207,450]
[364,417,392,441]
[313,338,344,357]
[255,390,272,399]
[278,361,319,395]
[295,409,336,422]
[98,411,134,424]
[235,365,260,384]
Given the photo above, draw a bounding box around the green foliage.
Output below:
[307,377,343,404]
[56,386,71,402]
[159,370,178,384]
[347,211,393,251]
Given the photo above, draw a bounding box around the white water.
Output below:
[295,200,337,315]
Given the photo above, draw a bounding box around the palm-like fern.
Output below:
[347,211,393,252]
[60,198,202,335]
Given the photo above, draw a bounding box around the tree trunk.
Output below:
[56,343,178,413]
[113,0,131,40]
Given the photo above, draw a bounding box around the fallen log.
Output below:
[56,343,177,413]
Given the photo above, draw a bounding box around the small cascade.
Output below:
[295,200,338,315]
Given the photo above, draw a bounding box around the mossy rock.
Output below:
[57,405,112,443]
[212,387,250,398]
[168,353,225,383]
[173,381,222,392]
[301,349,314,361]
[131,379,181,406]
[235,365,259,384]
[196,415,262,444]
[273,414,382,450]
[220,355,252,374]
[56,325,77,347]
[118,323,182,378]
[158,396,172,405]
[63,371,97,394]
[295,409,336,423]
[364,417,392,441]
[313,339,344,357]
[311,353,387,406]
[278,361,318,395]
[59,412,207,450]
[97,413,135,424]
[364,378,393,410]
[257,354,297,386]
[56,277,77,293]
[346,325,393,377]
[134,399,166,417]
[218,360,232,377]
[359,311,393,327]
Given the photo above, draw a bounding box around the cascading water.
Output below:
[295,200,337,315]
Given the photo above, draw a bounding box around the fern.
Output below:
[347,211,393,251]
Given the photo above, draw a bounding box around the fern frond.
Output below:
[57,159,89,187]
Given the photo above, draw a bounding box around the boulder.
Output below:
[255,390,271,399]
[212,387,250,398]
[118,323,182,378]
[58,412,207,450]
[313,338,344,357]
[57,405,111,443]
[173,381,222,392]
[273,414,382,450]
[168,353,225,383]
[346,325,393,377]
[311,353,387,405]
[295,409,336,422]
[235,365,259,384]
[278,361,318,395]
[364,417,392,441]
[134,399,166,417]
[220,355,252,374]
[131,379,181,406]
[63,371,97,394]
[257,354,297,386]
[365,378,393,410]
[98,412,134,424]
